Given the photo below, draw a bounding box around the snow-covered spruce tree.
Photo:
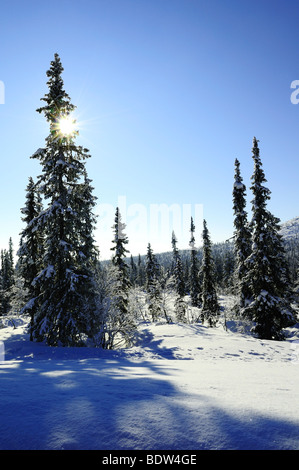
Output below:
[232,158,252,312]
[107,207,135,345]
[171,231,187,323]
[189,217,201,307]
[171,231,186,298]
[0,239,15,315]
[98,263,134,349]
[110,207,131,296]
[200,220,220,326]
[17,177,44,339]
[145,243,163,321]
[243,137,296,339]
[29,53,99,346]
[79,175,99,262]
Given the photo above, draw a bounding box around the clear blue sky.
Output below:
[1,0,299,260]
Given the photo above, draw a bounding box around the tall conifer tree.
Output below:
[171,231,185,298]
[29,53,98,346]
[189,217,201,307]
[244,138,296,339]
[17,177,44,339]
[129,255,137,285]
[200,220,220,326]
[101,207,136,347]
[145,243,163,321]
[171,231,187,322]
[0,241,15,315]
[232,158,252,312]
[110,207,132,321]
[136,254,145,287]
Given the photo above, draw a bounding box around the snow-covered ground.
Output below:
[0,296,299,450]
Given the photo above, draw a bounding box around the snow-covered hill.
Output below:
[1,298,299,451]
[280,217,299,240]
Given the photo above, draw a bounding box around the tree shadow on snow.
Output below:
[0,347,299,450]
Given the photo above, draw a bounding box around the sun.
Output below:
[58,114,77,137]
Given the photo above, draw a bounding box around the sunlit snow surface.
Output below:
[0,296,299,450]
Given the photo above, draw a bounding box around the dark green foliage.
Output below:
[110,207,131,315]
[232,158,252,309]
[145,244,160,289]
[0,239,15,315]
[243,138,296,339]
[145,243,163,321]
[200,220,220,326]
[189,217,201,307]
[17,177,44,338]
[136,254,145,287]
[171,231,186,298]
[129,255,137,285]
[171,231,187,322]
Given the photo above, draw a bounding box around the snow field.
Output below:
[0,308,299,450]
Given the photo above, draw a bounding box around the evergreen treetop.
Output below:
[37,52,75,124]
